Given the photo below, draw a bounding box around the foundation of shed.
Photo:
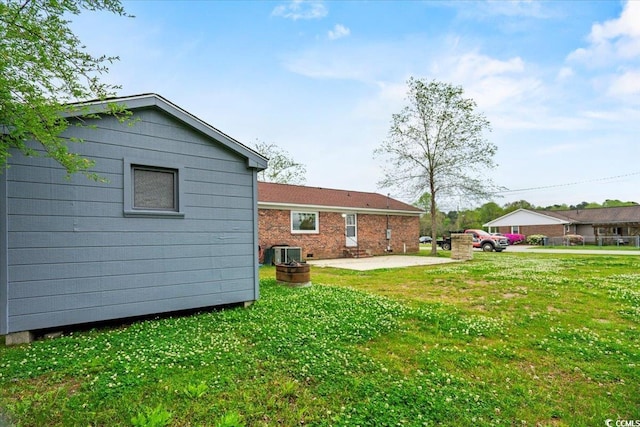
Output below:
[4,331,34,346]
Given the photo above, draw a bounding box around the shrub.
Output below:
[504,233,525,244]
[526,234,547,245]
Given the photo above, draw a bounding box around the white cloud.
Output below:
[566,1,640,103]
[482,0,551,18]
[536,143,579,156]
[557,66,574,80]
[456,53,525,77]
[607,69,640,97]
[568,1,640,65]
[434,52,543,110]
[283,37,532,91]
[283,37,546,128]
[282,40,407,82]
[446,0,556,20]
[589,0,640,42]
[328,24,350,40]
[582,107,640,123]
[283,47,367,80]
[352,81,407,122]
[271,0,327,20]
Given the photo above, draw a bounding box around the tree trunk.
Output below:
[430,190,438,256]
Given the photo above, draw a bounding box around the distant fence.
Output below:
[544,236,640,248]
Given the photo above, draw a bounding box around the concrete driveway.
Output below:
[307,255,457,271]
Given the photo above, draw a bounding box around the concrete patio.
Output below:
[307,255,458,271]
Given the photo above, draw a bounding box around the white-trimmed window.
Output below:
[124,158,185,217]
[291,211,318,233]
[511,226,520,234]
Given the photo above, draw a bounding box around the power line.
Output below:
[496,171,640,195]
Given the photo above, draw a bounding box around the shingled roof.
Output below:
[537,205,640,225]
[258,182,423,215]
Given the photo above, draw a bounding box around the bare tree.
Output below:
[253,141,307,185]
[374,78,498,255]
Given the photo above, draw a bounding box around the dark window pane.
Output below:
[133,167,176,210]
[292,212,317,231]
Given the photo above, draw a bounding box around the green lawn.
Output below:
[1,252,638,426]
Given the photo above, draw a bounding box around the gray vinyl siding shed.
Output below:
[0,94,267,336]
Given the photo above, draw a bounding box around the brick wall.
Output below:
[497,224,565,237]
[259,209,420,260]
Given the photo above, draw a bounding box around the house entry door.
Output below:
[345,213,357,247]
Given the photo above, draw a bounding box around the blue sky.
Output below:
[72,0,640,209]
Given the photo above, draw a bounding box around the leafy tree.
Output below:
[602,199,638,207]
[503,200,536,213]
[1,0,130,178]
[544,203,569,211]
[415,192,448,237]
[441,212,458,236]
[375,77,498,255]
[557,200,638,210]
[446,210,458,225]
[574,201,592,210]
[477,202,504,226]
[416,192,432,235]
[456,208,481,230]
[253,141,307,185]
[414,192,431,213]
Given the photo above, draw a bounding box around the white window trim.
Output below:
[290,211,319,234]
[123,158,185,218]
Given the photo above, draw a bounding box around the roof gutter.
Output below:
[258,201,424,216]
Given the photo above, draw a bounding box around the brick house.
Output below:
[484,209,567,237]
[258,182,423,260]
[484,206,640,244]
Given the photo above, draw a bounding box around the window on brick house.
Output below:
[291,211,318,233]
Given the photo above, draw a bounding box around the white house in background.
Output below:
[484,209,569,237]
[484,206,640,244]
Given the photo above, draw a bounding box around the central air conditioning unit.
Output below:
[272,246,302,264]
